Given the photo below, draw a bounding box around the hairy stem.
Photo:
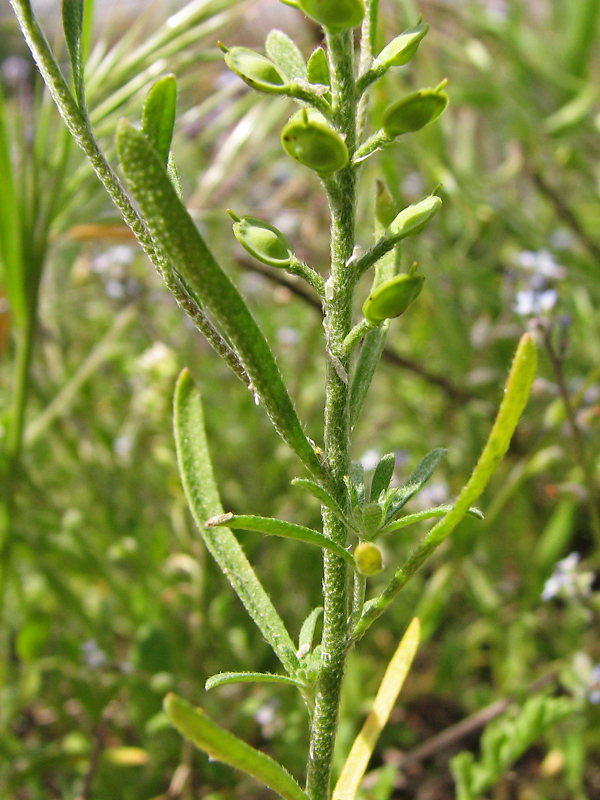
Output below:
[305,28,358,800]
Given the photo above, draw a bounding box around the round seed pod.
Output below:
[363,271,424,325]
[231,213,293,268]
[224,47,288,94]
[354,541,384,575]
[281,109,348,175]
[382,85,448,136]
[376,21,430,68]
[297,0,365,31]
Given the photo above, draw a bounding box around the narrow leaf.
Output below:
[292,478,355,529]
[349,325,388,429]
[174,369,299,674]
[381,504,484,533]
[117,122,322,477]
[206,514,354,564]
[370,453,395,501]
[385,448,448,522]
[298,607,323,652]
[333,618,420,800]
[62,0,85,108]
[141,75,177,165]
[266,29,307,81]
[0,84,25,327]
[165,693,309,800]
[206,672,302,690]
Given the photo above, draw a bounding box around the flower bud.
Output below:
[281,109,349,175]
[376,20,430,68]
[223,46,288,94]
[363,268,424,325]
[388,195,442,241]
[354,541,384,575]
[382,82,448,137]
[297,0,365,31]
[229,212,293,268]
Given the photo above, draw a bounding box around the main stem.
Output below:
[306,29,358,800]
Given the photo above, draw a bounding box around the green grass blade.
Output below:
[141,75,177,165]
[207,513,354,564]
[117,122,323,477]
[174,369,299,675]
[0,84,26,328]
[62,0,85,108]
[164,693,309,800]
[205,672,303,690]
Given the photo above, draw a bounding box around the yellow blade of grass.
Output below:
[332,617,420,800]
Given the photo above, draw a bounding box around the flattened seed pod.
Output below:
[224,46,288,94]
[297,0,365,31]
[388,195,442,242]
[376,20,430,68]
[383,83,448,136]
[230,213,293,268]
[354,541,384,575]
[281,109,348,175]
[363,270,424,325]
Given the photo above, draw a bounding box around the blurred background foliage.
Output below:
[0,0,600,797]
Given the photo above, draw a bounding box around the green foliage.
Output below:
[3,0,600,797]
[451,694,577,800]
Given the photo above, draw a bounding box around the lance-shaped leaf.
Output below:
[62,0,84,108]
[332,618,420,800]
[117,123,322,477]
[141,75,177,165]
[165,694,309,800]
[381,504,484,534]
[385,448,448,523]
[292,478,356,529]
[174,369,299,675]
[349,325,388,429]
[206,672,303,691]
[265,29,307,81]
[354,334,537,641]
[370,453,396,502]
[206,513,354,564]
[298,607,323,653]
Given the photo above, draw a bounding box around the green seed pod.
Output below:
[230,212,293,268]
[281,109,348,175]
[363,268,424,325]
[376,20,430,68]
[388,195,442,242]
[382,82,448,137]
[297,0,365,31]
[354,541,384,576]
[223,46,288,94]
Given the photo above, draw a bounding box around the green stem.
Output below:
[305,28,358,800]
